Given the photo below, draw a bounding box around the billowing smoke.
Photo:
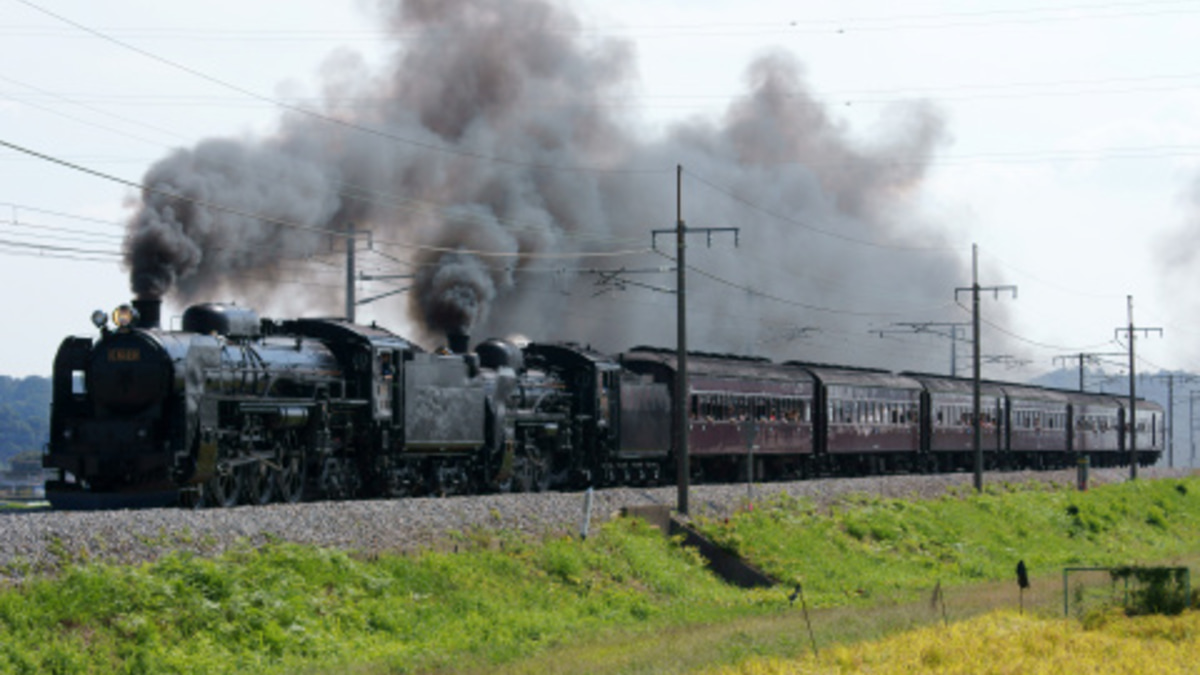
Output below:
[413,248,496,335]
[1157,174,1200,362]
[1160,174,1200,269]
[123,0,970,368]
[126,139,342,301]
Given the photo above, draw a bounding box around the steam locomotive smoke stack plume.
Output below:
[125,139,343,305]
[414,251,496,337]
[123,0,969,368]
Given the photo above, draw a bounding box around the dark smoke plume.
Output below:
[123,0,970,368]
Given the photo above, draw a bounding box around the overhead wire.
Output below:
[0,238,120,259]
[0,138,656,259]
[674,163,1185,371]
[0,74,652,252]
[683,168,966,252]
[9,0,1200,40]
[978,251,1128,302]
[7,2,1196,375]
[0,200,402,286]
[9,66,1200,115]
[15,0,671,176]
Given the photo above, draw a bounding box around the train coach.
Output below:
[620,348,816,483]
[621,348,1164,484]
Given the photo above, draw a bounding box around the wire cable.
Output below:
[16,0,671,176]
[682,168,965,252]
[0,138,656,260]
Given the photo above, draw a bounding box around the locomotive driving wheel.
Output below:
[276,453,305,503]
[242,459,275,506]
[206,466,241,508]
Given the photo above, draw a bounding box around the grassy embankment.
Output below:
[1,476,1199,674]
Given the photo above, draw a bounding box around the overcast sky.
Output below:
[3,0,1200,381]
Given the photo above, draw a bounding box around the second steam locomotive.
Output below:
[44,299,1164,509]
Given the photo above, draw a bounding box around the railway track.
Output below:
[0,467,1188,581]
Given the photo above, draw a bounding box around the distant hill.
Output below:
[0,376,51,467]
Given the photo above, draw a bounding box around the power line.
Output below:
[676,253,960,317]
[0,75,652,252]
[0,237,120,258]
[0,220,123,242]
[683,168,964,252]
[8,0,1200,41]
[16,0,671,176]
[11,67,1200,114]
[0,138,655,260]
[977,312,1118,353]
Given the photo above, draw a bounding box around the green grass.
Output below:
[0,501,46,512]
[694,477,1200,608]
[2,477,1200,674]
[0,519,769,675]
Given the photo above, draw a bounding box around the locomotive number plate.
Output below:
[108,348,141,362]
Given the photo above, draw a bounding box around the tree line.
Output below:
[0,376,50,469]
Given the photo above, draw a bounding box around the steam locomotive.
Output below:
[43,299,1163,509]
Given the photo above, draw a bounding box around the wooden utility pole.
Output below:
[651,165,738,515]
[1141,373,1196,468]
[345,222,356,323]
[675,166,688,515]
[1115,296,1162,479]
[955,244,1016,492]
[1190,390,1200,468]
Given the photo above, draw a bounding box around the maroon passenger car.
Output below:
[621,348,815,482]
[791,363,923,474]
[907,374,1005,472]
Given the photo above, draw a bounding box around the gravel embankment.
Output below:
[0,467,1191,580]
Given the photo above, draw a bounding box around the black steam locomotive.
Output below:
[43,299,1163,509]
[45,299,671,509]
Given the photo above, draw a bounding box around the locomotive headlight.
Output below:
[91,309,108,329]
[112,304,136,328]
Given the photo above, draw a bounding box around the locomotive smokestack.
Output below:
[447,330,470,355]
[132,298,162,330]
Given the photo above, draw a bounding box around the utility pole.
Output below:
[955,244,1016,492]
[674,165,686,517]
[876,322,969,376]
[345,222,356,323]
[1190,390,1200,468]
[1053,352,1125,392]
[1115,295,1162,480]
[343,226,409,309]
[1141,373,1195,468]
[651,165,739,516]
[1167,374,1175,469]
